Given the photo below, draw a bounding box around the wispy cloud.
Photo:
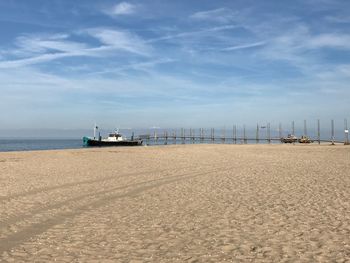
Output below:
[106,2,137,16]
[0,52,83,69]
[86,28,151,56]
[221,41,266,51]
[307,34,350,49]
[190,8,236,23]
[253,24,350,72]
[147,25,240,43]
[0,29,151,68]
[15,33,88,54]
[88,58,176,75]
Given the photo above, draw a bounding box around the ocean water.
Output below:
[0,134,345,152]
[0,138,263,152]
[0,139,84,152]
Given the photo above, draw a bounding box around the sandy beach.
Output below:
[0,144,349,262]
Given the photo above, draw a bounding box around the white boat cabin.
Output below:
[105,132,124,141]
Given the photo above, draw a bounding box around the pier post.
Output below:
[233,125,237,144]
[223,127,226,144]
[154,130,157,145]
[292,121,295,145]
[182,128,185,144]
[317,119,320,145]
[212,128,215,143]
[174,130,177,144]
[331,120,335,145]
[193,128,195,144]
[279,123,282,143]
[345,119,349,145]
[256,123,259,144]
[267,123,271,144]
[190,128,194,144]
[243,125,247,144]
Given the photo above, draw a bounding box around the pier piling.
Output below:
[331,120,335,145]
[345,119,349,145]
[317,119,321,145]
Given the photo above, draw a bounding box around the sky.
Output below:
[0,0,349,132]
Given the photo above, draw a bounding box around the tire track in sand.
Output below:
[0,166,225,254]
[1,167,211,226]
[0,165,198,202]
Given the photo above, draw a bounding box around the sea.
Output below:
[0,129,346,152]
[0,139,84,152]
[0,137,338,152]
[0,137,282,152]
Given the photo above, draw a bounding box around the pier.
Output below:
[138,119,350,145]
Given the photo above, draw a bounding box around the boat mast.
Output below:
[94,123,98,139]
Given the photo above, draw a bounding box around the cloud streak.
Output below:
[221,41,266,51]
[0,29,152,68]
[88,58,176,75]
[87,28,151,56]
[190,8,236,23]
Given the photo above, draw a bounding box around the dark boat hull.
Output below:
[83,137,142,147]
[281,138,298,143]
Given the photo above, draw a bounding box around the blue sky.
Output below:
[0,0,349,130]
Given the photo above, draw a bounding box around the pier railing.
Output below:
[137,119,350,145]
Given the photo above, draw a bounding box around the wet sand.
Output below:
[0,144,349,262]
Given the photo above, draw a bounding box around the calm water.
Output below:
[0,138,264,152]
[0,139,84,152]
[0,135,344,152]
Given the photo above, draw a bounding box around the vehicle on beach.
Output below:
[298,135,314,143]
[83,125,142,147]
[281,134,298,143]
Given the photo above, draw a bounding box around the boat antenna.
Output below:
[94,123,98,139]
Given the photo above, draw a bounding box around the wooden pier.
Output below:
[137,119,350,146]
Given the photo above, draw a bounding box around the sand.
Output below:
[0,144,349,262]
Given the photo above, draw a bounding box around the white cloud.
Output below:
[307,34,350,49]
[108,2,136,16]
[0,52,81,69]
[15,34,88,54]
[86,28,151,56]
[0,29,151,68]
[190,8,236,23]
[147,25,240,43]
[222,42,266,51]
[253,24,350,73]
[89,58,175,75]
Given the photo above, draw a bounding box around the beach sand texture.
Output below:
[0,144,349,262]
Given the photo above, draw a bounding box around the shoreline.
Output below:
[0,141,348,154]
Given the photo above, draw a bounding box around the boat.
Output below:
[298,135,314,144]
[281,134,298,143]
[83,125,142,147]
